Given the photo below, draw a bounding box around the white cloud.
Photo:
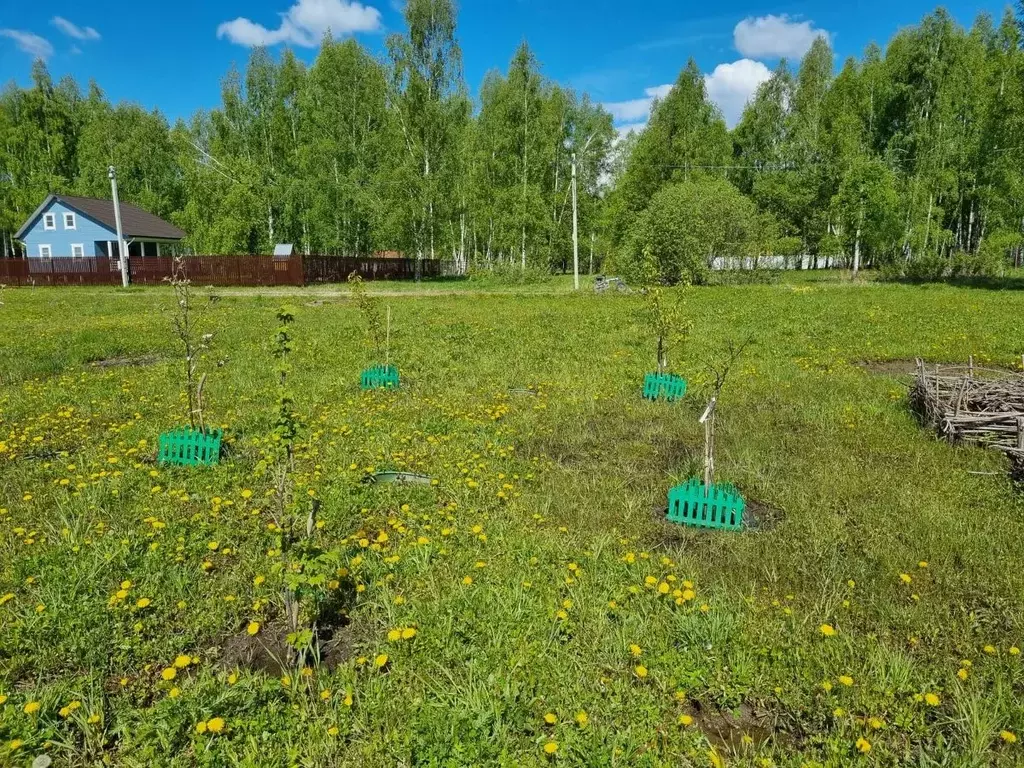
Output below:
[217,0,381,48]
[0,29,54,60]
[615,121,649,141]
[704,59,771,128]
[734,14,829,60]
[603,84,672,124]
[51,17,101,41]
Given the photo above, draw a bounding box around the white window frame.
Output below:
[39,244,52,258]
[71,243,85,259]
[43,213,56,230]
[64,212,76,230]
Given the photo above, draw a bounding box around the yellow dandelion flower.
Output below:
[195,721,208,734]
[136,598,151,608]
[634,665,648,678]
[374,654,388,668]
[925,693,941,706]
[543,741,558,755]
[327,726,339,736]
[161,667,177,681]
[838,675,854,686]
[984,645,997,655]
[900,573,912,584]
[23,701,40,714]
[247,622,260,636]
[9,740,23,751]
[820,624,837,636]
[169,687,180,698]
[575,711,588,727]
[1001,730,1017,744]
[856,737,871,753]
[543,712,557,725]
[868,717,885,730]
[679,714,694,726]
[206,717,225,733]
[174,654,191,668]
[387,629,401,642]
[629,644,642,657]
[957,667,969,681]
[462,576,473,586]
[401,627,417,640]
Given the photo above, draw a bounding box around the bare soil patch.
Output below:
[856,358,1019,377]
[220,596,357,675]
[686,700,790,752]
[88,354,161,369]
[221,619,356,675]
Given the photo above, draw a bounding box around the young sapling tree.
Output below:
[166,255,217,430]
[261,307,337,668]
[700,338,754,491]
[349,273,398,388]
[638,247,692,400]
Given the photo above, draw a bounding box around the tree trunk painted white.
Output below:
[571,152,579,291]
[852,200,864,280]
[521,225,526,270]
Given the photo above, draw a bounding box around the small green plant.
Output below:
[637,247,691,376]
[259,306,338,666]
[348,273,390,365]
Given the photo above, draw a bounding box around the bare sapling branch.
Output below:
[701,337,755,492]
[166,255,217,430]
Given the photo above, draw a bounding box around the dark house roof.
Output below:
[15,194,186,241]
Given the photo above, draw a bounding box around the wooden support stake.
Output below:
[969,355,974,380]
[1018,417,1024,452]
[700,397,717,494]
[385,306,391,367]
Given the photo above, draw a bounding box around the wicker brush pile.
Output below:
[910,359,1024,476]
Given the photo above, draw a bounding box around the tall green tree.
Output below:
[386,0,466,276]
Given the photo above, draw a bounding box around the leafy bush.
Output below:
[623,179,758,285]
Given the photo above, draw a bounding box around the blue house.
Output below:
[14,194,186,260]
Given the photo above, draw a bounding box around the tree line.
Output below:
[612,6,1024,281]
[1,1,1022,281]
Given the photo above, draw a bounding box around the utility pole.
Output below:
[571,152,579,291]
[109,166,129,287]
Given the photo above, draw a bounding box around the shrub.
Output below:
[623,179,758,285]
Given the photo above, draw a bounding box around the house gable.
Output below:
[19,198,118,258]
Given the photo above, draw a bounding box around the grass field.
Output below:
[1,275,1024,767]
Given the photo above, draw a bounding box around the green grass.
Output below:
[1,278,1023,766]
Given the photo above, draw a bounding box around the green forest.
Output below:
[1,0,1023,282]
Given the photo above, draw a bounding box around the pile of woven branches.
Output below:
[910,359,1024,479]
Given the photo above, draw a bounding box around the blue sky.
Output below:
[0,0,1012,131]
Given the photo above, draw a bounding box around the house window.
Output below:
[43,213,56,230]
[39,244,52,258]
[64,212,76,230]
[71,244,85,258]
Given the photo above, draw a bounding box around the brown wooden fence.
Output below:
[0,254,444,287]
[303,255,443,283]
[0,257,121,286]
